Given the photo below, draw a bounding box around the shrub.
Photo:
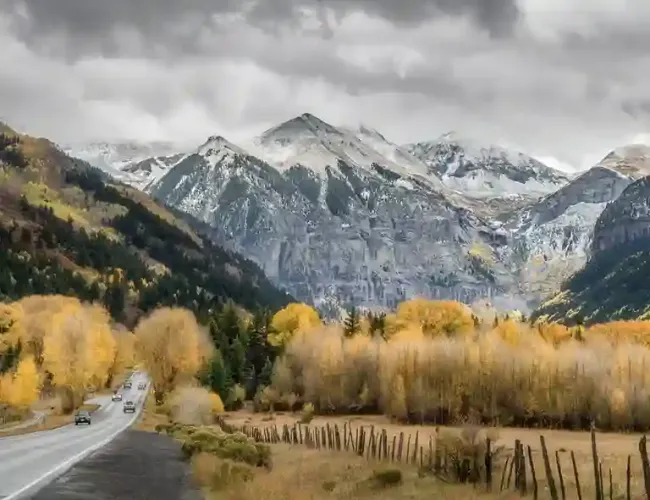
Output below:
[168,386,222,425]
[299,402,315,424]
[371,468,402,487]
[192,452,255,492]
[226,384,246,411]
[178,425,272,469]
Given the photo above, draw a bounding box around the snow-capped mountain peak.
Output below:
[252,113,435,183]
[259,113,343,145]
[597,144,650,179]
[405,134,569,199]
[198,135,247,157]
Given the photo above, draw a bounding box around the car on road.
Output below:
[123,401,136,413]
[138,383,146,390]
[112,392,123,402]
[124,381,132,389]
[74,410,92,425]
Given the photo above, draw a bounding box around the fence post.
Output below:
[540,435,559,500]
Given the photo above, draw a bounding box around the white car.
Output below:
[112,392,123,402]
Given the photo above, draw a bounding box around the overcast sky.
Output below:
[1,0,650,171]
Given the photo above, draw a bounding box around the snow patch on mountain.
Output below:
[63,140,184,190]
[405,132,569,199]
[63,141,178,171]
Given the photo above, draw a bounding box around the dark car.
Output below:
[138,383,145,390]
[74,410,91,425]
[123,401,136,413]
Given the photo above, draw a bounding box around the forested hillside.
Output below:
[0,124,292,327]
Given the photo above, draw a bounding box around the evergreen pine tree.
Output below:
[258,356,274,388]
[230,335,247,384]
[343,305,361,338]
[201,350,233,399]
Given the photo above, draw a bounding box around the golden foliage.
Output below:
[535,322,572,345]
[0,357,41,408]
[134,307,211,402]
[585,320,650,346]
[0,295,128,413]
[395,298,474,337]
[43,301,117,409]
[268,303,322,347]
[268,302,650,431]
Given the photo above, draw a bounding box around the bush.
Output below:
[299,402,315,424]
[226,384,246,411]
[167,386,223,425]
[435,426,503,483]
[192,452,255,492]
[177,425,272,469]
[371,468,402,487]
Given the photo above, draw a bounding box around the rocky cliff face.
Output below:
[592,176,650,253]
[500,166,633,301]
[148,123,520,311]
[532,157,650,324]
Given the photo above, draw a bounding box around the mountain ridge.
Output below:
[62,113,648,315]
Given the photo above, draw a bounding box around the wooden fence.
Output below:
[217,417,650,500]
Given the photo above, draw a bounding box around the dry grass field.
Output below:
[196,444,526,500]
[218,409,648,499]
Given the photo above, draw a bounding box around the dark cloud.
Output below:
[3,0,519,59]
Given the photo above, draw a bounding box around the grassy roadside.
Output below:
[0,403,101,437]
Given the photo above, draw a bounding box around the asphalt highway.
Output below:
[0,371,149,500]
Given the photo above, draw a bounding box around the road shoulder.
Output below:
[30,429,201,500]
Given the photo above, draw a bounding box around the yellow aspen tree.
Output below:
[134,307,209,404]
[268,303,322,347]
[0,357,41,408]
[388,374,408,421]
[395,298,474,337]
[0,302,25,353]
[42,301,116,412]
[10,357,41,407]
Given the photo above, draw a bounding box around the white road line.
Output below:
[4,376,150,500]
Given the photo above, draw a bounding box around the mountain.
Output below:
[148,117,524,312]
[532,174,650,325]
[405,132,569,199]
[598,144,650,179]
[63,141,184,190]
[80,112,636,317]
[0,124,292,326]
[250,113,442,188]
[500,165,633,301]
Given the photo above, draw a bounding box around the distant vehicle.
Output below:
[124,381,132,389]
[112,392,123,402]
[138,383,145,390]
[123,401,136,413]
[74,410,91,425]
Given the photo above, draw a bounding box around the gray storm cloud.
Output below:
[0,0,649,169]
[4,0,519,56]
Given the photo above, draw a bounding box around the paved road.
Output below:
[31,430,201,500]
[0,372,150,500]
